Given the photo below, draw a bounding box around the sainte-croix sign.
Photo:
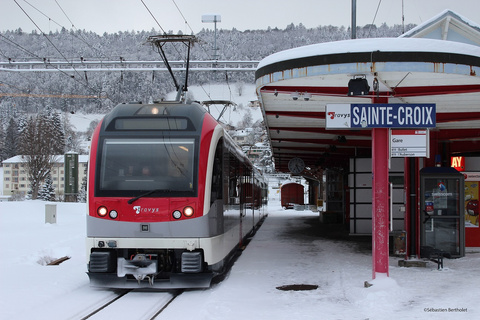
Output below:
[326,104,436,129]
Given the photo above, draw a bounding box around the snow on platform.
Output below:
[159,202,480,320]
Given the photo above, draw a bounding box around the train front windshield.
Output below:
[97,138,196,197]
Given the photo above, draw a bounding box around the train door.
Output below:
[225,149,243,245]
[209,141,224,235]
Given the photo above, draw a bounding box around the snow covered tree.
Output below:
[17,115,28,135]
[38,174,56,201]
[43,106,65,154]
[0,122,4,161]
[3,118,19,159]
[85,119,100,141]
[77,167,88,203]
[51,110,66,154]
[63,113,84,153]
[237,108,253,129]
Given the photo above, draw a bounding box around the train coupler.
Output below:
[117,254,158,284]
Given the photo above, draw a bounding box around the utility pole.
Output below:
[351,0,357,39]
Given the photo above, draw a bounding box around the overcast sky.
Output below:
[2,0,480,34]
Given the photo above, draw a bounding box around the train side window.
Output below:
[210,141,223,204]
[228,151,240,205]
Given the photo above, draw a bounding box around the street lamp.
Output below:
[201,14,221,60]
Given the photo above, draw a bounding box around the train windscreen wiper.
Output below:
[127,189,171,204]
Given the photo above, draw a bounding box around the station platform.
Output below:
[160,202,480,319]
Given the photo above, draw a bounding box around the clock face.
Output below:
[288,157,305,174]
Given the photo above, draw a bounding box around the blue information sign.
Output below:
[326,103,436,129]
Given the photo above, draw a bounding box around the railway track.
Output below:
[81,289,182,320]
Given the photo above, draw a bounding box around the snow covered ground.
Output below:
[0,200,478,319]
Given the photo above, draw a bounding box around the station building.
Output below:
[255,10,480,276]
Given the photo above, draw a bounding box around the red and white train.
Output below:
[86,100,268,289]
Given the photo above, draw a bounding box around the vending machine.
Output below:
[420,167,465,258]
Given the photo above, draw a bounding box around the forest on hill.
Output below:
[0,22,414,115]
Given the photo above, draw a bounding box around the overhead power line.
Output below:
[10,0,112,99]
[170,0,195,35]
[22,0,114,60]
[54,0,75,28]
[140,0,166,34]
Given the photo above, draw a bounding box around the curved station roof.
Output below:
[255,37,480,176]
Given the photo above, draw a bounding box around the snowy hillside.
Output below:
[67,83,262,133]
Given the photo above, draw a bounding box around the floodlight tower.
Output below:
[202,14,221,60]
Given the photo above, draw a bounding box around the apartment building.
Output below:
[2,154,88,199]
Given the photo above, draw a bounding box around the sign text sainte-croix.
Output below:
[326,104,436,129]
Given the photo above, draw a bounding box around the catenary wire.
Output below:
[22,0,112,61]
[367,0,383,37]
[14,0,85,79]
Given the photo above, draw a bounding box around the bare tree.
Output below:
[18,115,59,199]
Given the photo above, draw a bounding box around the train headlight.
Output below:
[172,210,182,219]
[183,206,194,217]
[109,210,118,219]
[97,206,108,217]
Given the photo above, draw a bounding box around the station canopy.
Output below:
[255,37,480,177]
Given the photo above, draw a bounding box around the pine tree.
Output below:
[43,106,65,154]
[77,167,88,203]
[0,122,4,161]
[3,118,18,159]
[39,174,56,201]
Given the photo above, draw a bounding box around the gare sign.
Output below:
[326,103,436,129]
[390,129,429,158]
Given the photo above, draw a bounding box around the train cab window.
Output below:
[97,138,197,196]
[114,117,189,130]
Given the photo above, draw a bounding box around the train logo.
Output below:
[133,206,159,214]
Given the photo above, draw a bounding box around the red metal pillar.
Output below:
[404,158,411,257]
[415,157,421,258]
[372,127,390,278]
[404,157,420,259]
[371,96,390,279]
